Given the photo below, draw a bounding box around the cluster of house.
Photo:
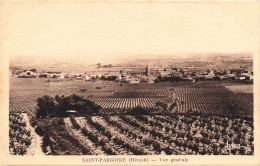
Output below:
[150,66,254,82]
[12,69,38,78]
[11,65,253,83]
[116,65,253,83]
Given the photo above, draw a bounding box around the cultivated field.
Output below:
[9,78,173,108]
[90,88,174,109]
[9,78,139,109]
[10,78,253,117]
[172,86,253,117]
[225,84,253,93]
[9,78,254,155]
[28,114,253,155]
[9,113,43,155]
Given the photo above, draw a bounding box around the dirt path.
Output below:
[22,113,45,155]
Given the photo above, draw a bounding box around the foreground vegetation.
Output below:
[10,101,254,155]
[24,112,253,155]
[9,113,32,155]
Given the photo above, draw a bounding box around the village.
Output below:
[11,63,254,84]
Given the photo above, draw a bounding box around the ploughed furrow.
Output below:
[76,117,120,155]
[109,116,169,154]
[117,115,171,154]
[91,116,146,155]
[64,117,100,155]
[95,116,152,155]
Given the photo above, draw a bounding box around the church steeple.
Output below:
[145,64,149,76]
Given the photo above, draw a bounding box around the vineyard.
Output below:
[9,85,253,117]
[10,78,253,117]
[9,106,37,114]
[90,88,174,109]
[87,86,253,117]
[9,112,254,155]
[57,115,253,155]
[172,87,253,117]
[9,113,43,155]
[92,98,172,109]
[9,79,254,155]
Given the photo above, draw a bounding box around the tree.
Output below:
[36,95,56,118]
[96,63,102,69]
[55,95,69,117]
[154,76,163,83]
[101,75,117,81]
[36,94,102,118]
[96,86,102,90]
[131,106,149,115]
[30,68,37,72]
[39,74,47,78]
[79,89,87,93]
[155,101,168,111]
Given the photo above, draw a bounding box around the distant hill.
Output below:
[9,53,253,73]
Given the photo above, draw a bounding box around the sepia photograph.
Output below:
[1,1,259,165]
[9,53,254,156]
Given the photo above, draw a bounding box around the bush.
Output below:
[96,86,102,90]
[30,117,38,127]
[130,106,149,115]
[36,94,102,118]
[155,101,168,111]
[79,89,87,93]
[70,116,80,130]
[42,134,51,153]
[101,75,117,81]
[35,126,45,136]
[36,95,57,118]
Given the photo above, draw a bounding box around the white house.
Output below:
[19,70,37,78]
[85,75,91,81]
[235,75,246,80]
[58,74,65,79]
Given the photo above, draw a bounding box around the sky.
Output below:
[1,2,259,64]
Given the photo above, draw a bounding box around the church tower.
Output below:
[145,64,149,76]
